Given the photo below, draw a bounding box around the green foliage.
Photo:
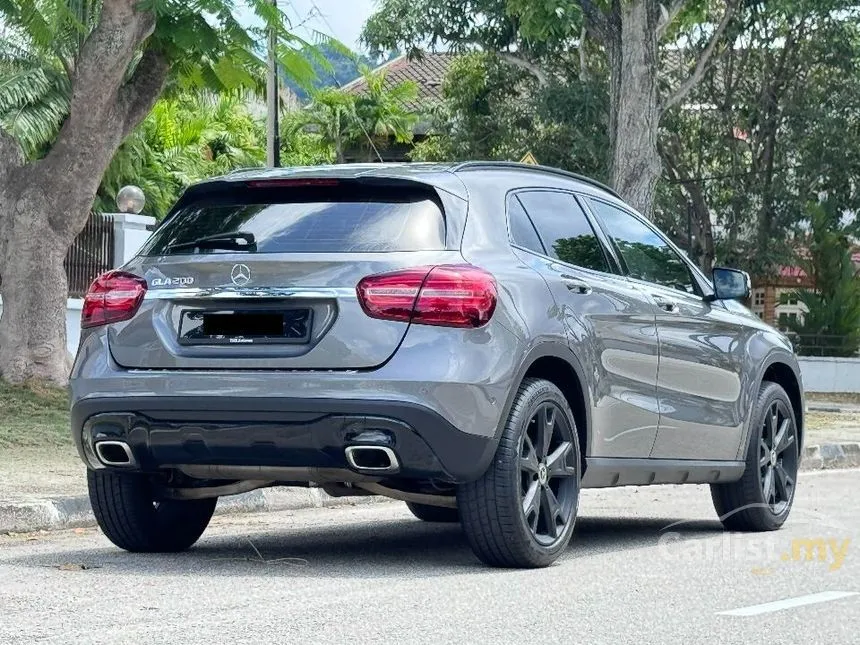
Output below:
[97,92,265,219]
[279,110,335,167]
[0,0,328,160]
[656,1,860,275]
[0,0,348,221]
[788,202,860,357]
[363,0,583,60]
[145,0,330,94]
[354,66,417,155]
[504,0,582,44]
[299,86,357,163]
[0,0,86,157]
[363,1,611,174]
[298,67,418,162]
[411,52,608,178]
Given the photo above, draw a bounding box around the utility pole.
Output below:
[266,0,280,167]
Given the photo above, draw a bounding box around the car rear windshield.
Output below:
[141,184,447,255]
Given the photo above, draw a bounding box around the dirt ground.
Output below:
[0,447,87,500]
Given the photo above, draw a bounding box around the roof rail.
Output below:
[450,161,620,199]
[226,166,268,175]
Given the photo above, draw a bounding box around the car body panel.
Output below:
[70,162,805,490]
[457,172,661,458]
[109,250,465,370]
[643,283,748,460]
[519,252,661,457]
[73,315,520,441]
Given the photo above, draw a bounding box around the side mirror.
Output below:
[711,267,751,301]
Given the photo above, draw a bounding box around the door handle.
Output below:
[653,297,680,313]
[561,276,593,295]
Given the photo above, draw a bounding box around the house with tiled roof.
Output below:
[341,53,454,162]
[751,249,860,328]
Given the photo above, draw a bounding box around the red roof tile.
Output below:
[342,53,455,112]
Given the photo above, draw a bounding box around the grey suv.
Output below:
[71,162,804,568]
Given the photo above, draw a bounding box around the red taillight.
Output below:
[81,271,147,329]
[356,265,497,328]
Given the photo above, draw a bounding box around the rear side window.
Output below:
[507,196,546,254]
[516,191,610,273]
[142,185,446,255]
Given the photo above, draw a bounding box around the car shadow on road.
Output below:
[7,514,724,578]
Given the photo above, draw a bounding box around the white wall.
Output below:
[798,357,860,393]
[112,213,155,266]
[66,298,83,356]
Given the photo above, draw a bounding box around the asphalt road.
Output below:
[1,469,858,644]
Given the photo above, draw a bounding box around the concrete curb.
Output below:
[2,443,858,534]
[0,487,387,535]
[807,403,860,414]
[802,442,860,470]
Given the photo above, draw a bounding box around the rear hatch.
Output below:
[109,177,465,370]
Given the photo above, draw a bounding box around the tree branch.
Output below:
[119,47,170,138]
[579,24,589,82]
[577,0,610,45]
[70,0,148,100]
[498,53,549,87]
[662,2,738,113]
[39,0,157,238]
[657,0,686,40]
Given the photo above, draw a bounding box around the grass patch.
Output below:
[0,380,71,449]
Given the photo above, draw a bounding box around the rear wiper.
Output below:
[168,232,256,253]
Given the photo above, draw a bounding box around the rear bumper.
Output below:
[72,396,495,483]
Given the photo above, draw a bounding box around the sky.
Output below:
[257,0,378,50]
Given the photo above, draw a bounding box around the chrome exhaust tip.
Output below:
[345,446,399,473]
[95,441,136,467]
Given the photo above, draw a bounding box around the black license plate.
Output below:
[178,309,312,345]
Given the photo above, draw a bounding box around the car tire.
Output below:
[458,378,581,568]
[711,381,800,532]
[88,469,217,552]
[405,502,459,523]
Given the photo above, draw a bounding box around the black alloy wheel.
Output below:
[519,402,579,545]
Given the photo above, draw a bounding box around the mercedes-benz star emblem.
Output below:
[230,264,251,286]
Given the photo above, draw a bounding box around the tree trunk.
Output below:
[606,1,663,219]
[0,189,73,383]
[0,2,168,385]
[686,183,716,272]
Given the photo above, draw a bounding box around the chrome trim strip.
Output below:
[144,287,353,300]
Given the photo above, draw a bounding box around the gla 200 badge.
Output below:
[150,276,195,287]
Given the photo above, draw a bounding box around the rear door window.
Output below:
[142,185,447,255]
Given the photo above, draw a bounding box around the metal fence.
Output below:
[64,213,115,298]
[785,332,860,357]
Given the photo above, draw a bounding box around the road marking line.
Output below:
[718,591,859,617]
